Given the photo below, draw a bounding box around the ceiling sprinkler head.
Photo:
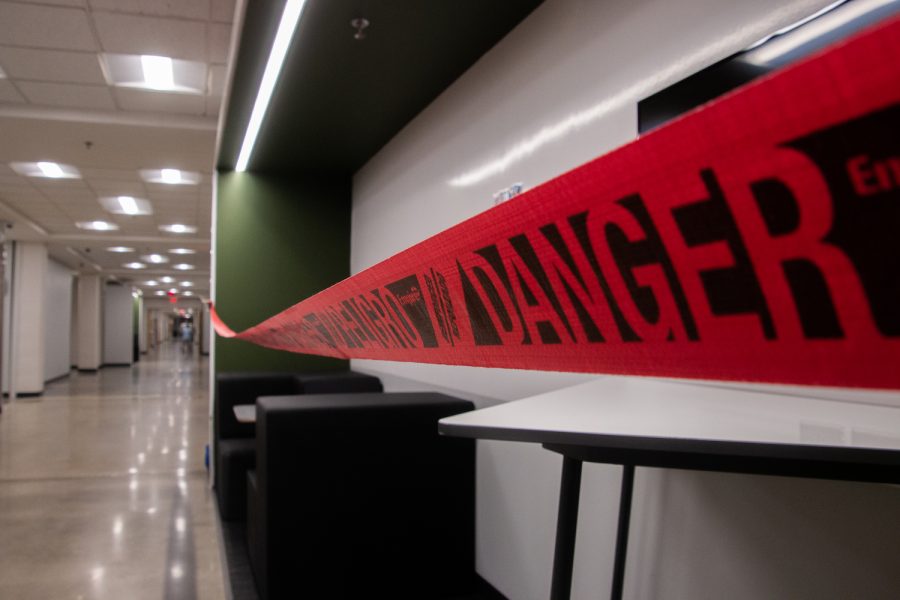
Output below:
[351,18,369,40]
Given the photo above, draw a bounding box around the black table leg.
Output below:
[610,464,635,600]
[550,455,583,600]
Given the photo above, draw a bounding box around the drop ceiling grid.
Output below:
[0,0,234,116]
[0,0,231,284]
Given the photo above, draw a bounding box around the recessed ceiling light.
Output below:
[236,0,310,172]
[140,169,201,185]
[99,195,153,216]
[168,248,195,255]
[160,276,175,283]
[168,288,178,294]
[124,262,146,269]
[172,263,194,271]
[101,53,206,94]
[183,291,194,296]
[155,290,167,296]
[144,280,159,286]
[141,55,174,89]
[77,220,119,231]
[160,224,197,234]
[180,281,193,287]
[142,254,168,264]
[107,246,134,253]
[10,161,81,179]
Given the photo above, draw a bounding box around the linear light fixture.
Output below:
[235,0,309,172]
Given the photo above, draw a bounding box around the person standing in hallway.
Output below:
[180,321,194,354]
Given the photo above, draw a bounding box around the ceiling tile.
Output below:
[0,47,105,84]
[205,96,220,118]
[18,81,116,109]
[80,167,140,180]
[29,178,90,192]
[0,3,97,51]
[208,23,230,63]
[0,79,25,103]
[93,13,207,61]
[87,180,147,196]
[89,0,209,20]
[210,0,234,23]
[114,88,205,115]
[1,188,48,202]
[208,63,226,96]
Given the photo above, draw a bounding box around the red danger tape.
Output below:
[214,17,900,389]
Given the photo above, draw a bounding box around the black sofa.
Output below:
[246,392,475,600]
[214,371,383,520]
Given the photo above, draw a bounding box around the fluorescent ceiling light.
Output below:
[155,290,167,296]
[141,55,174,89]
[180,281,193,287]
[160,223,197,234]
[183,291,194,296]
[169,287,178,294]
[235,0,310,172]
[140,168,201,185]
[172,263,194,271]
[162,168,181,183]
[743,0,894,66]
[101,53,206,94]
[99,195,153,216]
[168,248,195,255]
[107,246,134,253]
[142,254,168,264]
[160,276,175,283]
[124,262,146,269]
[10,161,81,179]
[38,161,64,178]
[77,220,119,231]
[144,280,159,286]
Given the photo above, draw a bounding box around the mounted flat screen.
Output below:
[638,0,900,134]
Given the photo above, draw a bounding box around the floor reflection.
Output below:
[0,343,224,600]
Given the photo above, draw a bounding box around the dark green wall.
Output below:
[214,171,350,374]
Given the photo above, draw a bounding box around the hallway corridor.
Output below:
[0,344,225,599]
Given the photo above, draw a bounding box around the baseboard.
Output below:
[3,390,43,398]
[77,368,99,373]
[44,371,72,384]
[102,363,132,368]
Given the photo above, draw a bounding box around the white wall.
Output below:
[102,283,133,365]
[1,241,11,394]
[9,242,46,394]
[351,1,900,598]
[44,259,73,381]
[76,274,102,370]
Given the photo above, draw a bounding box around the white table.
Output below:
[233,404,256,424]
[439,377,900,600]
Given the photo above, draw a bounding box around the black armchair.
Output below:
[214,371,383,520]
[246,392,475,600]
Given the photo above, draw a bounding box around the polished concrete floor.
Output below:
[0,343,225,599]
